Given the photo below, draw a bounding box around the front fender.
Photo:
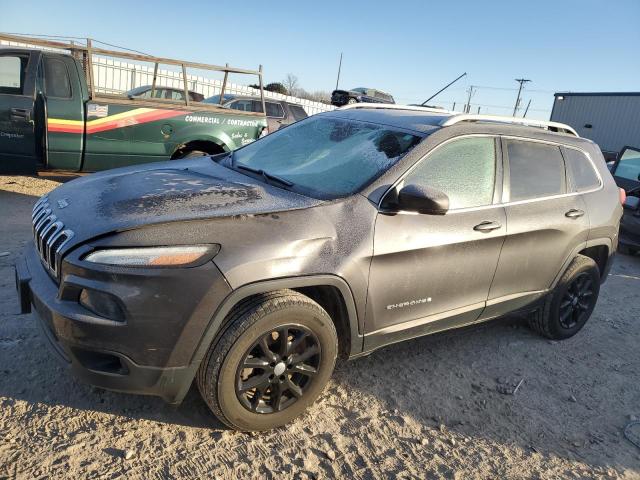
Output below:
[171,274,363,404]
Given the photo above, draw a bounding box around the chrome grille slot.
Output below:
[31,196,74,279]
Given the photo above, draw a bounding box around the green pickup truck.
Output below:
[0,34,268,173]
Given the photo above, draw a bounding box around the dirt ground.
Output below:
[1,174,639,480]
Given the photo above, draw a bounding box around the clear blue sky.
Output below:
[2,0,639,119]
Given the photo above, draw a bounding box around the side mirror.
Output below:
[397,184,449,215]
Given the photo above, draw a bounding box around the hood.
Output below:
[44,157,323,251]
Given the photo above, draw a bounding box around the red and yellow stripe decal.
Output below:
[47,108,189,134]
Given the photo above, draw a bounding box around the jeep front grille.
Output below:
[32,195,74,278]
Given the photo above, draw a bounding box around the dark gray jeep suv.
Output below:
[16,105,623,431]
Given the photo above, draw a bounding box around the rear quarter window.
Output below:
[288,104,308,121]
[563,147,601,192]
[506,140,566,202]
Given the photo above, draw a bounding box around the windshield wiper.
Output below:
[236,164,294,187]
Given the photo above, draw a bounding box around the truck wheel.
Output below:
[347,98,358,105]
[197,290,338,431]
[528,255,600,340]
[175,150,209,159]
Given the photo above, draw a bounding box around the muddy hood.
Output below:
[44,158,323,250]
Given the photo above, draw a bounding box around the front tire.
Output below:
[197,290,338,431]
[529,255,600,339]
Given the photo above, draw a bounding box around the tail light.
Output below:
[619,188,627,205]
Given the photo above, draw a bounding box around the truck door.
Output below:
[0,50,40,173]
[40,54,85,170]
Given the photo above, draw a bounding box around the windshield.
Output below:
[232,116,422,199]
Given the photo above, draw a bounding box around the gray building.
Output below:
[550,92,640,160]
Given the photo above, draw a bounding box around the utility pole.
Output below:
[464,85,475,113]
[335,52,343,91]
[522,99,532,118]
[513,78,531,116]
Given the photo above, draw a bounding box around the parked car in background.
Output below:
[610,145,640,255]
[125,85,205,102]
[331,87,394,107]
[16,105,623,431]
[204,94,308,132]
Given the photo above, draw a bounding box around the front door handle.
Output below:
[565,209,585,219]
[474,221,502,232]
[10,108,31,122]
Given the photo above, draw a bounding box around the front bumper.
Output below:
[15,244,231,403]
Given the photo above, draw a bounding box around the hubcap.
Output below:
[559,272,595,329]
[235,325,321,414]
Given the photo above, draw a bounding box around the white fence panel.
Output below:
[1,39,335,115]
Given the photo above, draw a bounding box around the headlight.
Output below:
[83,245,219,267]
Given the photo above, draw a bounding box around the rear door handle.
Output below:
[10,108,31,122]
[565,209,585,219]
[473,221,502,232]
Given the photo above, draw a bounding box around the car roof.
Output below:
[326,104,580,138]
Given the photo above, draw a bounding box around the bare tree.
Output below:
[282,73,299,95]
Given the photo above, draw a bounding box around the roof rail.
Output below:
[339,103,456,115]
[440,114,579,137]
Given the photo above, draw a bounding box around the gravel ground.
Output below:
[1,174,639,479]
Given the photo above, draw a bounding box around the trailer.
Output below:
[550,92,640,161]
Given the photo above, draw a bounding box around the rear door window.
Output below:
[0,55,28,94]
[289,104,308,121]
[43,57,71,98]
[506,140,566,201]
[404,136,497,209]
[230,100,253,112]
[563,147,601,192]
[167,89,185,101]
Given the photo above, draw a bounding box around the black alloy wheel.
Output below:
[528,254,600,340]
[558,272,595,329]
[235,325,321,414]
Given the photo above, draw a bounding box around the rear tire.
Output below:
[196,290,338,431]
[529,255,600,340]
[175,150,209,159]
[347,98,358,105]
